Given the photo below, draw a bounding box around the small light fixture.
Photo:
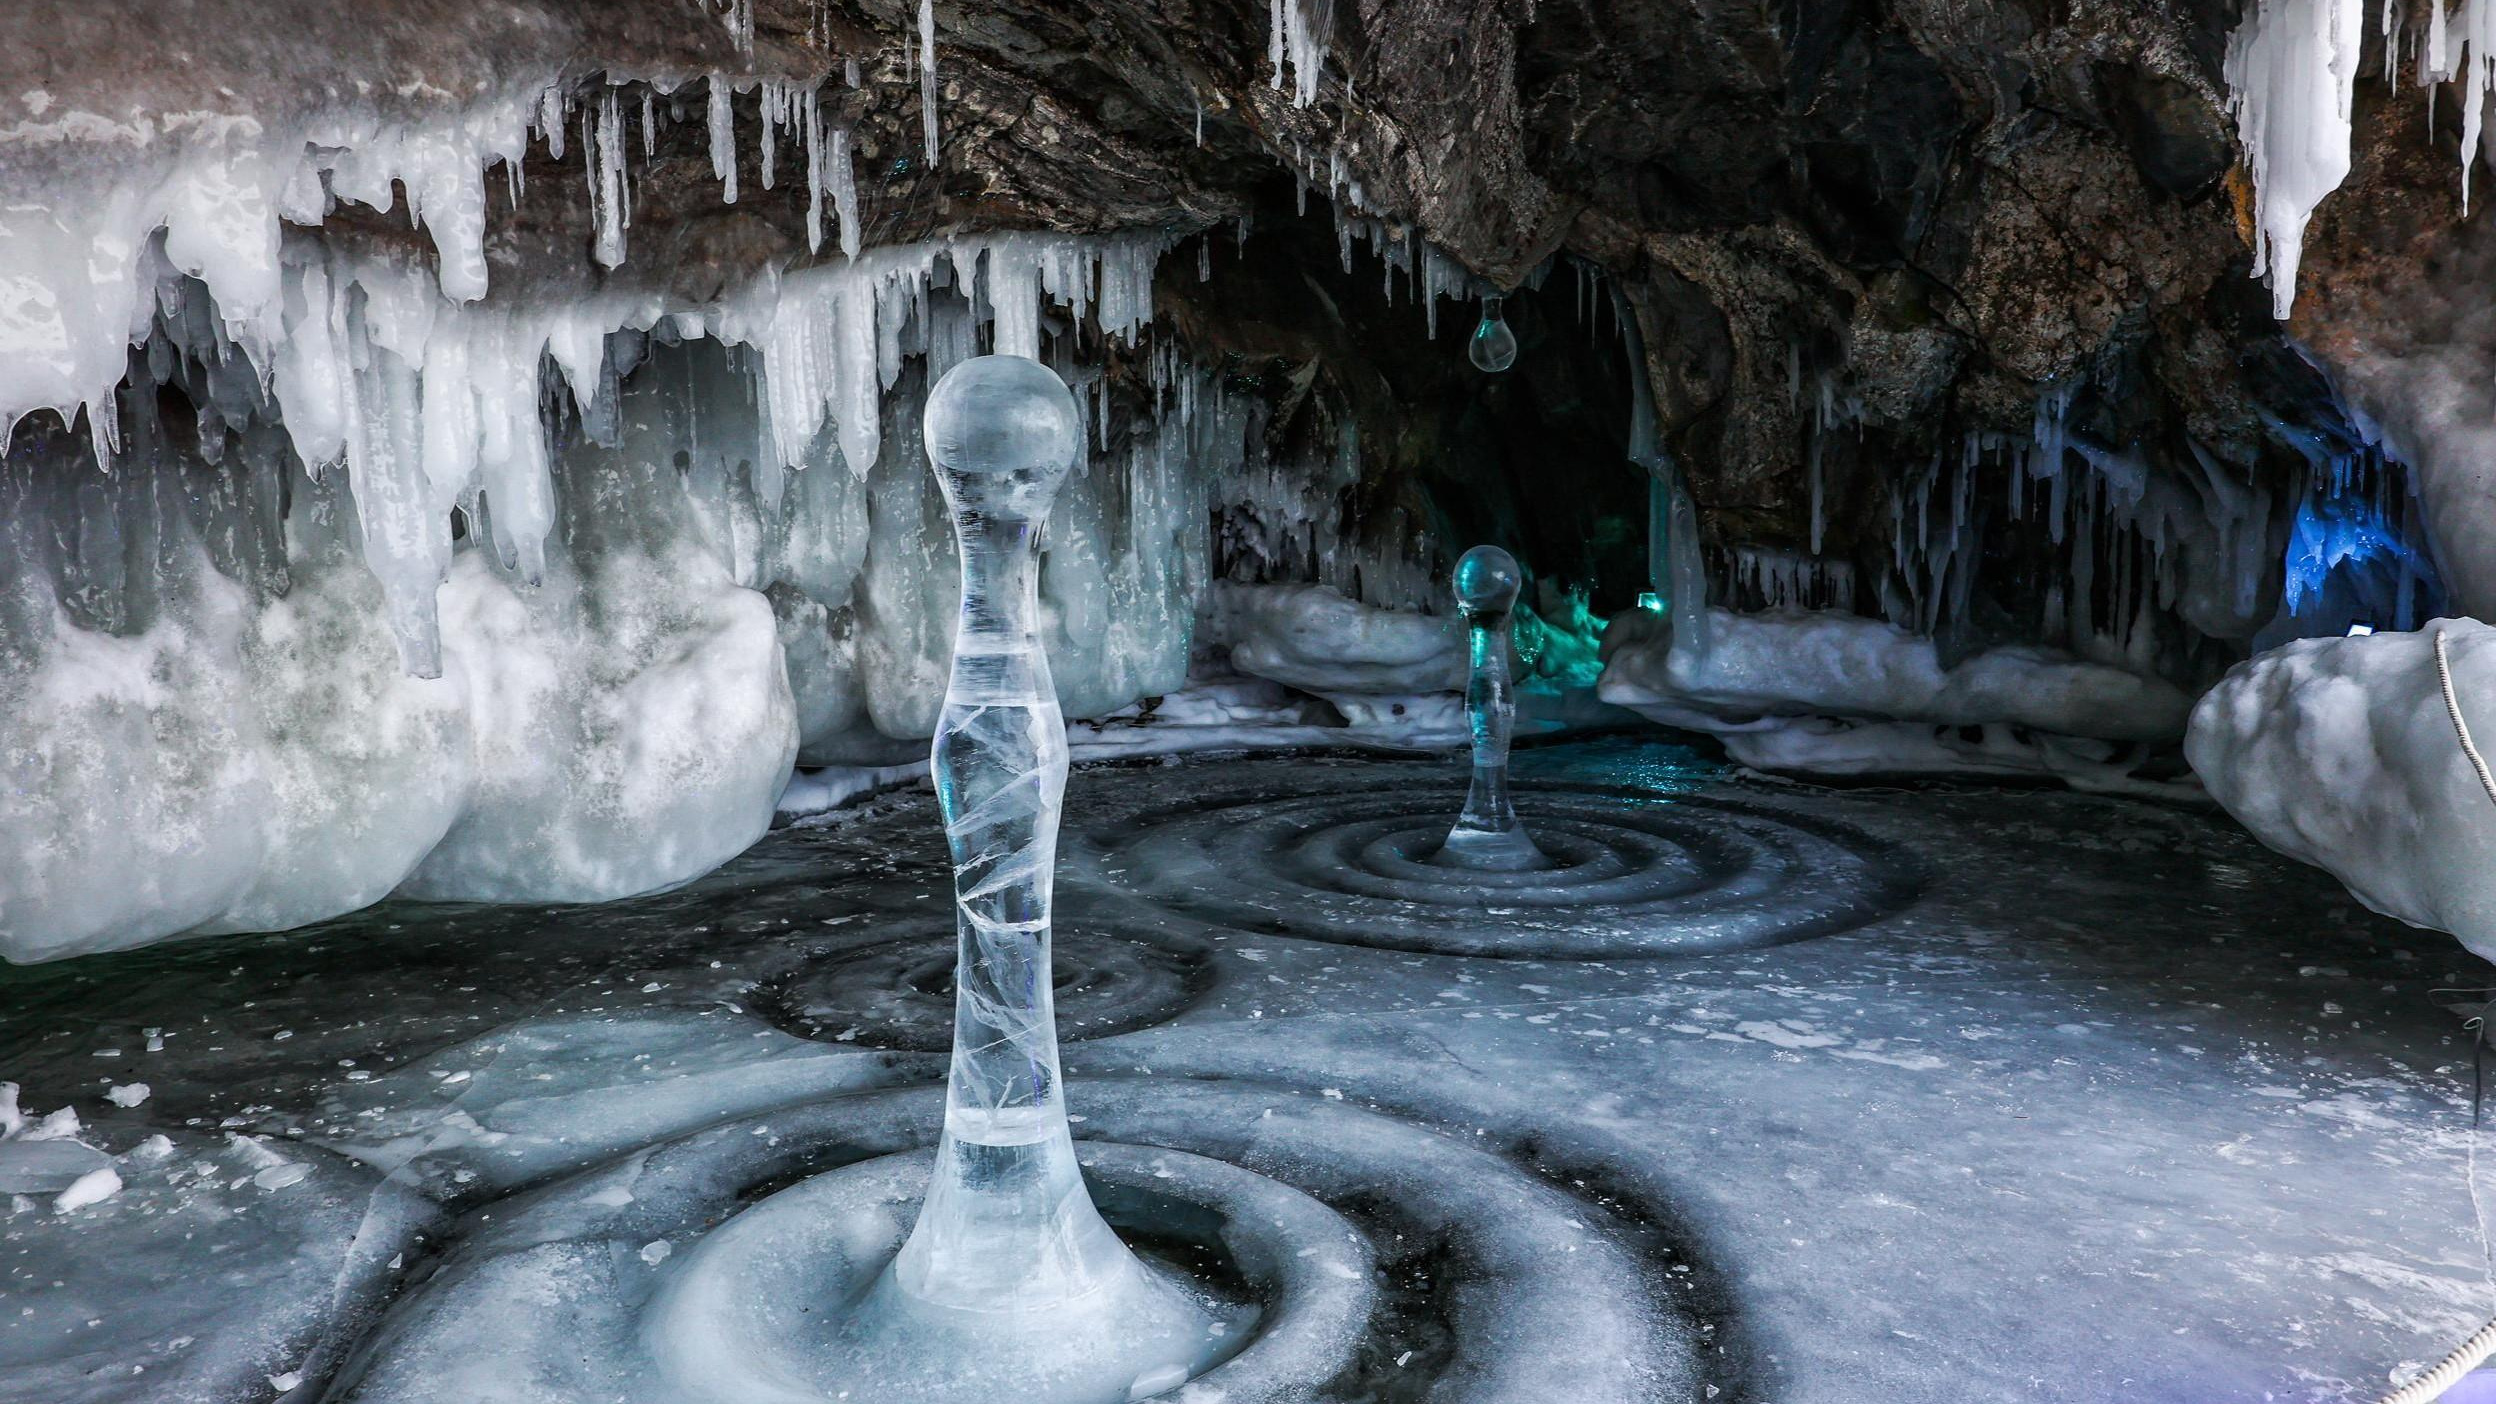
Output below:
[1637,591,1663,613]
[2347,621,2376,636]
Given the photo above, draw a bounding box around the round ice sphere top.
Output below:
[1452,545,1523,617]
[925,354,1081,484]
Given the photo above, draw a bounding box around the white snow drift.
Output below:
[1598,606,2197,789]
[1601,607,2192,736]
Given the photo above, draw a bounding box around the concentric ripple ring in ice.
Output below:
[331,1078,1710,1403]
[1073,779,1921,958]
[753,925,1214,1051]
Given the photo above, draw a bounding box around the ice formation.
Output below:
[1206,581,1465,698]
[1595,323,2406,790]
[1468,296,1519,373]
[1598,605,2198,791]
[1438,545,1546,870]
[0,204,1231,959]
[1601,606,2193,742]
[2188,621,2496,960]
[1269,0,1334,107]
[868,354,1230,1398]
[2220,0,2496,316]
[2225,0,2365,318]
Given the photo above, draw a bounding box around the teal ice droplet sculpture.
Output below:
[1436,544,1547,871]
[1468,295,1518,373]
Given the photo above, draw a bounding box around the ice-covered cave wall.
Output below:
[0,0,1658,961]
[0,233,1224,957]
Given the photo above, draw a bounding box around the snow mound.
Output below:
[1206,581,1464,697]
[1596,606,2198,790]
[1601,606,2193,741]
[2188,621,2496,960]
[0,498,793,959]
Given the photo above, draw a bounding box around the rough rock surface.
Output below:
[0,0,2314,622]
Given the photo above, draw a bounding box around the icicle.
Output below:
[761,81,780,190]
[591,88,628,268]
[804,88,826,256]
[920,0,940,164]
[1269,0,1289,89]
[641,90,656,160]
[846,56,862,87]
[831,128,861,259]
[541,86,570,161]
[708,78,739,204]
[2223,0,2364,316]
[986,243,1041,359]
[1268,0,1332,107]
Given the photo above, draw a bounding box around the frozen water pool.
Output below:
[1,736,2490,1402]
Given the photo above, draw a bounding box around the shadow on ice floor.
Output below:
[1,737,2491,1403]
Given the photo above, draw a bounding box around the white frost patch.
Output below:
[2187,621,2496,961]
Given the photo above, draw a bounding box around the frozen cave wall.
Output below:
[3,0,2489,958]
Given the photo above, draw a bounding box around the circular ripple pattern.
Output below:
[753,926,1213,1051]
[1076,781,1921,957]
[332,1079,1710,1404]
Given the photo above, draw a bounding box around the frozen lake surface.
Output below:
[2,738,2489,1402]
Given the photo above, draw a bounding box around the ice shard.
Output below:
[1437,544,1546,870]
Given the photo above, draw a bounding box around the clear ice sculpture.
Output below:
[1469,295,1518,373]
[854,353,1232,1402]
[1436,544,1548,870]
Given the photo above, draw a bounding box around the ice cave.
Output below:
[23,0,2496,1400]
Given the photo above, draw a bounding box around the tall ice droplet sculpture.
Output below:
[853,353,1235,1404]
[1436,544,1548,871]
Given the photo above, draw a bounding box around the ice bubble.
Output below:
[1468,296,1518,373]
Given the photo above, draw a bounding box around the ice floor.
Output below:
[3,737,2492,1403]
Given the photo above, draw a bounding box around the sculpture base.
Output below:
[646,1151,1247,1404]
[1433,824,1552,872]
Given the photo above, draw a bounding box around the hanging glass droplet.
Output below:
[1469,295,1518,373]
